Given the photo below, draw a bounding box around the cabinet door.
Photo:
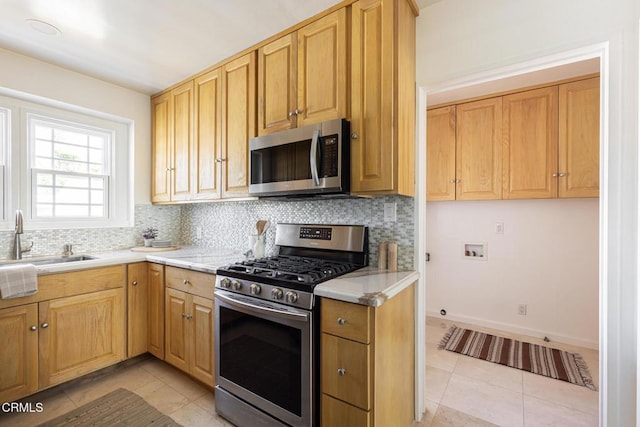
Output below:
[456,97,503,200]
[151,92,171,202]
[322,394,370,427]
[38,288,125,388]
[165,288,189,373]
[171,80,195,201]
[297,9,347,127]
[127,263,148,358]
[148,263,165,359]
[258,34,297,135]
[190,295,215,387]
[222,52,256,198]
[194,69,223,200]
[350,0,394,194]
[0,304,38,402]
[558,77,600,198]
[426,106,456,201]
[503,86,558,199]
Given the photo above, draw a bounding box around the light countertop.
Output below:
[8,248,418,307]
[314,267,419,307]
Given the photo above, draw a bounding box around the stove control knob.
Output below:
[220,278,231,289]
[271,288,284,300]
[250,284,262,295]
[231,280,242,291]
[285,291,299,304]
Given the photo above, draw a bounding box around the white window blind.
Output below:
[29,116,111,219]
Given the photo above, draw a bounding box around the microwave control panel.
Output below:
[320,135,339,177]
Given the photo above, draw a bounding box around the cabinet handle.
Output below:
[552,173,559,177]
[186,314,192,320]
[166,167,175,171]
[337,317,346,325]
[558,173,567,177]
[182,313,187,319]
[337,368,346,376]
[30,325,37,331]
[41,323,49,329]
[183,279,191,285]
[351,133,358,140]
[215,158,226,163]
[131,280,138,286]
[288,111,295,117]
[449,179,456,183]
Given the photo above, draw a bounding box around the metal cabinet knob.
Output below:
[182,313,192,319]
[449,179,456,183]
[41,323,49,329]
[552,173,559,177]
[351,133,358,140]
[337,317,346,325]
[558,173,567,177]
[337,368,346,376]
[183,279,191,285]
[131,280,138,286]
[30,325,37,331]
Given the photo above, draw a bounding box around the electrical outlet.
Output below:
[196,226,202,239]
[384,203,397,222]
[495,222,504,234]
[518,304,527,315]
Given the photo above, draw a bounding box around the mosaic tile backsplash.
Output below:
[181,195,415,270]
[0,196,415,271]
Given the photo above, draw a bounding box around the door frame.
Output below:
[415,42,610,423]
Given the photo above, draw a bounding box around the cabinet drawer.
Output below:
[321,298,371,343]
[321,333,370,410]
[322,394,370,427]
[166,267,215,299]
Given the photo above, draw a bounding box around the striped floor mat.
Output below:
[439,326,596,390]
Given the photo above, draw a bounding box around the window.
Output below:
[0,94,132,230]
[29,116,111,218]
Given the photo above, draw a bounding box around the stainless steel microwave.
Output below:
[249,118,350,197]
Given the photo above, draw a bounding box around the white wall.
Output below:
[416,0,639,425]
[426,198,599,348]
[0,47,151,204]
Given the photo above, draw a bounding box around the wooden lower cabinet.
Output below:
[164,267,215,387]
[0,304,38,402]
[38,288,125,388]
[127,263,149,358]
[320,283,415,427]
[148,263,165,359]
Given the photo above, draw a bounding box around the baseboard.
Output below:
[426,310,598,350]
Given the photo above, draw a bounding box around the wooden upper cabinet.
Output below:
[171,81,195,201]
[297,9,347,127]
[258,34,297,135]
[503,86,559,199]
[221,52,256,198]
[151,92,171,203]
[194,69,223,200]
[558,77,600,198]
[426,106,456,201]
[456,97,502,200]
[151,81,194,203]
[350,0,416,196]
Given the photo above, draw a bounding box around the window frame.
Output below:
[0,94,133,230]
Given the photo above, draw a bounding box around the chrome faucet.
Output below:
[13,210,32,260]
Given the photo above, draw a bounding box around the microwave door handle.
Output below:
[310,129,320,186]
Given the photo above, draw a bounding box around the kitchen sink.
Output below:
[0,255,97,267]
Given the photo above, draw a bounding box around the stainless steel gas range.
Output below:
[214,223,368,427]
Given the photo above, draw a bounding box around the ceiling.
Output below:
[0,0,431,95]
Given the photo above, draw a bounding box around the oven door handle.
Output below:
[215,291,311,323]
[310,129,320,186]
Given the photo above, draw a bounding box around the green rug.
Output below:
[38,388,182,427]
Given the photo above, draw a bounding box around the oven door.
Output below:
[215,289,313,427]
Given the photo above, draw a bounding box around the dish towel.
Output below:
[0,264,38,299]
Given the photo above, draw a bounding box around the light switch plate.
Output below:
[384,203,397,222]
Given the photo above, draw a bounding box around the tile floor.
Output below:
[417,316,600,427]
[0,317,599,427]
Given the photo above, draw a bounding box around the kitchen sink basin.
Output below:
[0,255,97,267]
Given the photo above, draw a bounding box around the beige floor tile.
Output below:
[425,366,452,403]
[415,399,439,426]
[157,368,210,400]
[134,381,190,415]
[426,323,451,345]
[523,395,598,426]
[426,346,459,372]
[440,374,524,427]
[139,357,179,379]
[431,404,500,427]
[522,372,598,416]
[426,316,454,328]
[169,402,216,426]
[193,391,216,416]
[453,356,523,394]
